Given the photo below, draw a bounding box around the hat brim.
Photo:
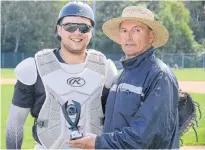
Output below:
[102,17,169,48]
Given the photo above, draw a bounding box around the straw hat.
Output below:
[102,6,169,48]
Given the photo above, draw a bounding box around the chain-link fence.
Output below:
[1,52,36,68]
[158,53,205,68]
[1,52,205,69]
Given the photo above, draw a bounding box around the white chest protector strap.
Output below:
[35,49,106,149]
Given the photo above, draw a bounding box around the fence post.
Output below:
[181,53,184,69]
[14,52,17,68]
[22,52,25,60]
[2,53,4,68]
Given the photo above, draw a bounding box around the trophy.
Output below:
[62,100,83,140]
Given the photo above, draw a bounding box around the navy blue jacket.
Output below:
[95,48,179,149]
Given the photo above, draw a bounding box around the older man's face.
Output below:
[119,20,154,59]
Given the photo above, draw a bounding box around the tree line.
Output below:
[1,1,205,54]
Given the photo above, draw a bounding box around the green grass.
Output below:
[173,68,205,81]
[1,69,15,79]
[1,84,205,148]
[1,85,35,149]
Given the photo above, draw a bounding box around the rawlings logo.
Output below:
[67,77,85,87]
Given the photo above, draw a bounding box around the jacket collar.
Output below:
[121,47,155,70]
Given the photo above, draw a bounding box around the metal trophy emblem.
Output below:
[62,100,83,140]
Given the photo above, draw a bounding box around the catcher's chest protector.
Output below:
[35,49,106,149]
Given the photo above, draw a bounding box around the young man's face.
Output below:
[119,20,154,59]
[57,16,92,54]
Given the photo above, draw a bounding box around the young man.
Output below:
[6,1,117,149]
[68,6,179,149]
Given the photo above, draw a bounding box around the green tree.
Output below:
[158,1,203,53]
[185,1,205,44]
[1,1,60,52]
[2,1,204,54]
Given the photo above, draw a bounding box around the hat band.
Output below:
[122,12,154,21]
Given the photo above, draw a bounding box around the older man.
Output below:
[68,6,179,149]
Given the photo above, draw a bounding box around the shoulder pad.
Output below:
[14,58,37,85]
[105,59,118,88]
[87,49,106,65]
[87,49,106,58]
[35,49,54,57]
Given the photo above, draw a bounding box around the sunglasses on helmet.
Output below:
[60,23,92,34]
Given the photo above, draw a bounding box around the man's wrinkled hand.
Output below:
[67,133,97,149]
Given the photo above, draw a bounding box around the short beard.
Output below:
[62,42,86,55]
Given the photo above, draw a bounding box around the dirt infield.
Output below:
[0,79,17,84]
[180,146,205,150]
[1,79,205,94]
[179,81,205,94]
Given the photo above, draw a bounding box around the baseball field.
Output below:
[1,68,205,149]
